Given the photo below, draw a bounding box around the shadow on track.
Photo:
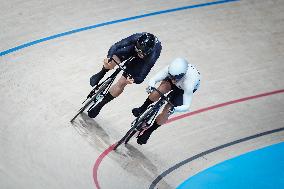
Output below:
[71,112,113,150]
[109,144,173,188]
[72,113,172,188]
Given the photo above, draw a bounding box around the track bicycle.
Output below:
[113,87,174,150]
[70,57,134,122]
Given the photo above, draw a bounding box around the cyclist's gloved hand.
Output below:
[146,86,154,94]
[174,105,188,113]
[126,76,134,84]
[146,79,156,93]
[168,107,175,115]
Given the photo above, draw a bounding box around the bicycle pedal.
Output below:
[96,94,104,101]
[141,122,151,129]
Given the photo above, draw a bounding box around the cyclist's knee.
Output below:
[148,91,160,101]
[150,82,171,100]
[117,77,129,87]
[109,79,127,95]
[155,116,168,125]
[103,61,115,70]
[103,56,121,70]
[158,81,172,92]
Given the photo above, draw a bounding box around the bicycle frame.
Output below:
[86,69,120,112]
[114,87,174,149]
[70,57,134,122]
[132,90,172,135]
[131,97,165,129]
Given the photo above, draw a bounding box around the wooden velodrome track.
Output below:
[1,0,283,188]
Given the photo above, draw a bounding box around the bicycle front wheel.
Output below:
[70,78,112,122]
[70,96,96,122]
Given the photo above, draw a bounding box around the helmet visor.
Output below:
[135,45,148,56]
[168,73,185,80]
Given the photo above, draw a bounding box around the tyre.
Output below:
[113,108,156,149]
[70,78,112,122]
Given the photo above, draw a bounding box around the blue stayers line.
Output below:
[0,0,239,56]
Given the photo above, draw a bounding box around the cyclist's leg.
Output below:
[108,74,129,97]
[104,55,121,69]
[132,80,172,117]
[90,55,121,87]
[137,87,184,143]
[148,80,172,101]
[88,75,129,118]
[156,86,184,124]
[155,103,173,125]
[136,104,172,145]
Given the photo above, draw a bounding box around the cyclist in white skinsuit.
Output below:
[132,58,201,145]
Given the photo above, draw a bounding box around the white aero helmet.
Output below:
[168,58,188,80]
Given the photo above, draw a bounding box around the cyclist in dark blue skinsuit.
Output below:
[88,32,162,118]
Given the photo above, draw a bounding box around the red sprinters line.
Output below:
[167,89,284,124]
[93,89,284,189]
[93,144,115,189]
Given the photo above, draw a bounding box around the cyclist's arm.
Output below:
[133,42,162,84]
[107,33,140,59]
[174,85,194,112]
[148,65,168,87]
